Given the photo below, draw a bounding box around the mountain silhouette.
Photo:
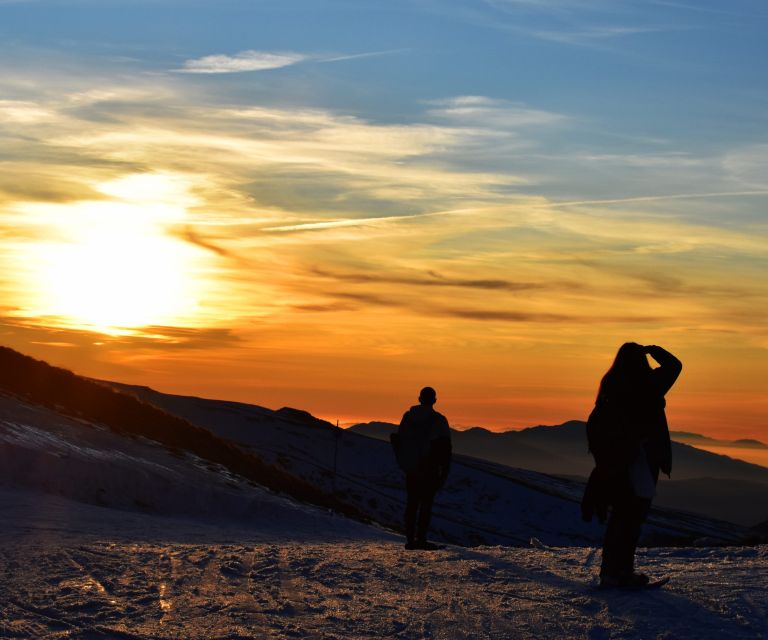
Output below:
[350,421,768,526]
[1,345,764,535]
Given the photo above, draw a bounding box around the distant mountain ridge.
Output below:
[112,382,759,545]
[350,420,768,481]
[0,345,763,542]
[671,431,767,449]
[350,420,768,526]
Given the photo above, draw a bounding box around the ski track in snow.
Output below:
[1,538,766,640]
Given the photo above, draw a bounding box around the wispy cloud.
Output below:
[263,214,418,233]
[434,306,667,324]
[484,0,604,14]
[648,1,767,18]
[319,48,410,63]
[170,226,237,259]
[723,145,768,189]
[310,267,552,292]
[177,50,306,74]
[461,0,688,52]
[533,25,669,46]
[176,48,407,75]
[0,315,241,349]
[121,325,242,349]
[550,190,768,208]
[428,96,567,129]
[1,68,766,359]
[294,288,668,325]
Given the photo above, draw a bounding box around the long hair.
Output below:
[597,342,652,402]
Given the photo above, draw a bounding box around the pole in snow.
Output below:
[332,419,340,497]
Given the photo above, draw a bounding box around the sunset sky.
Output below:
[1,0,766,439]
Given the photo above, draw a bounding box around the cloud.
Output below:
[330,291,399,306]
[177,50,306,74]
[291,302,357,313]
[176,48,406,75]
[0,99,58,123]
[723,144,768,189]
[434,306,667,324]
[263,214,418,233]
[462,1,687,52]
[120,326,242,349]
[319,49,409,63]
[428,96,567,129]
[432,307,571,322]
[648,1,765,18]
[310,267,552,292]
[0,314,241,348]
[295,288,669,325]
[533,25,666,46]
[484,0,605,13]
[170,225,237,259]
[550,190,768,208]
[36,100,526,218]
[1,68,766,353]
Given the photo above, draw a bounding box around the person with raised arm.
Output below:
[582,343,682,588]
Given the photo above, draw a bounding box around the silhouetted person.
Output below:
[582,343,682,588]
[391,387,452,550]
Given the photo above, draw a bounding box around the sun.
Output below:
[18,173,209,335]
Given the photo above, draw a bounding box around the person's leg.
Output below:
[623,497,652,574]
[415,489,436,544]
[602,494,653,585]
[601,495,633,577]
[404,473,419,545]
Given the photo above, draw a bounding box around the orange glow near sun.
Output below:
[16,174,208,335]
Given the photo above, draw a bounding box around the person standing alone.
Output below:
[392,387,452,550]
[582,343,682,588]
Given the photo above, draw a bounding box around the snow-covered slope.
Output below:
[0,391,382,541]
[113,384,751,547]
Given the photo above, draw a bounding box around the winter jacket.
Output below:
[393,404,452,479]
[581,347,682,522]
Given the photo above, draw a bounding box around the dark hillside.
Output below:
[0,346,366,521]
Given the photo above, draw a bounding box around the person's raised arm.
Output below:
[646,345,682,395]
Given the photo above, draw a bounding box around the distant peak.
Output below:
[518,420,586,434]
[463,426,491,435]
[733,438,767,448]
[275,407,335,430]
[671,431,707,440]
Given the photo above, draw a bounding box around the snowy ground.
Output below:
[1,493,766,640]
[1,385,765,639]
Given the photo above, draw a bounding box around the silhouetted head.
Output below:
[598,342,652,400]
[418,386,437,406]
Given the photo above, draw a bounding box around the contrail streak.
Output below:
[549,190,768,208]
[262,191,768,233]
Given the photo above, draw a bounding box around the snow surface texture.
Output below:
[1,386,766,638]
[1,497,766,640]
